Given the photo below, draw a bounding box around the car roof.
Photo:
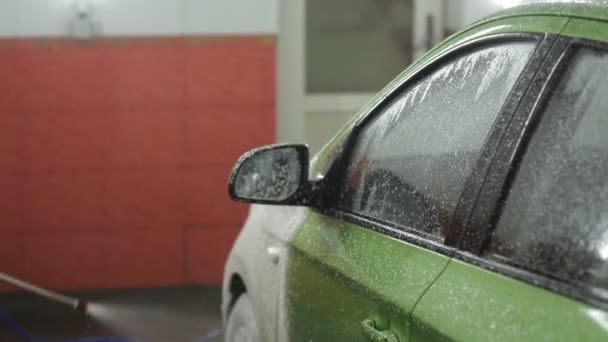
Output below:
[482,1,608,24]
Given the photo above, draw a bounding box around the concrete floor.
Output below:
[0,286,223,342]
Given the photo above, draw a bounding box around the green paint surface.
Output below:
[283,4,608,341]
[285,210,449,341]
[411,259,608,342]
[562,18,608,42]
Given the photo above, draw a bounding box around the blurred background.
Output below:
[0,0,521,341]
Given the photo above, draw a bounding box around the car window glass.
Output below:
[487,48,608,292]
[336,42,535,240]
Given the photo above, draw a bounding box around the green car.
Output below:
[222,3,608,341]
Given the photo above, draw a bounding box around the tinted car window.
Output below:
[337,42,535,240]
[487,48,608,291]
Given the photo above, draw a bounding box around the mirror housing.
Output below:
[228,144,316,206]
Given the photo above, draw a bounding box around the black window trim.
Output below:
[457,36,608,309]
[312,32,553,257]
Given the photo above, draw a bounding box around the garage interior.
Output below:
[0,1,512,341]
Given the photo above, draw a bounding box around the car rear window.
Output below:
[487,47,608,294]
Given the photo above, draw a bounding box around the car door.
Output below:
[281,35,542,342]
[410,24,608,342]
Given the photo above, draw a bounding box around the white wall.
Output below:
[444,0,508,32]
[183,0,279,34]
[444,0,463,32]
[462,0,504,26]
[0,0,278,37]
[413,0,443,59]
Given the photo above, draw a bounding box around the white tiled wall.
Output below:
[0,0,279,37]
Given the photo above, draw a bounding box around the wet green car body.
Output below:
[222,3,608,341]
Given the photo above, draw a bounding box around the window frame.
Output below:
[457,36,608,309]
[313,33,552,257]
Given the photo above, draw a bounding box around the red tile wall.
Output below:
[0,36,275,291]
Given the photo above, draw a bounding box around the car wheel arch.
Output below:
[227,273,248,315]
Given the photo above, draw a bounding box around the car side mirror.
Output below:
[228,144,315,206]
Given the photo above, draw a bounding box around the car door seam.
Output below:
[406,27,570,341]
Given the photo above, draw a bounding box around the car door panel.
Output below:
[410,259,608,341]
[285,210,450,341]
